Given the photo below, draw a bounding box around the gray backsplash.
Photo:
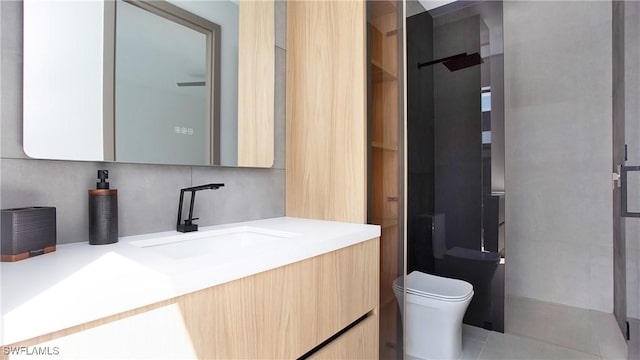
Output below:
[0,0,286,244]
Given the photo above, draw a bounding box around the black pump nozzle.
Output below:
[97,170,110,189]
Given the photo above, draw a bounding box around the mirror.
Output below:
[114,1,218,166]
[22,0,274,167]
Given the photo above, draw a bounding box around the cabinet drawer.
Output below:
[308,314,379,359]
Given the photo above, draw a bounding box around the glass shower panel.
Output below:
[406,0,504,333]
[368,1,404,358]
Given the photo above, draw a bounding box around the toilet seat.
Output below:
[393,271,473,360]
[394,271,473,302]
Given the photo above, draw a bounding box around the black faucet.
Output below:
[176,183,224,233]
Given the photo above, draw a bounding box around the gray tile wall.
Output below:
[504,1,614,312]
[624,0,640,320]
[0,0,287,244]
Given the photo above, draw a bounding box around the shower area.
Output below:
[406,0,505,332]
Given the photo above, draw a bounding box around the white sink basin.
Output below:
[129,226,299,260]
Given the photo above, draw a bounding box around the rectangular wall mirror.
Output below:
[23,0,275,168]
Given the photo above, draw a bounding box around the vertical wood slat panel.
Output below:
[237,1,275,167]
[286,1,367,223]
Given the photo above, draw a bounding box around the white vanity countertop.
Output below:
[0,217,380,345]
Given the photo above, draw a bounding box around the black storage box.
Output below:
[1,207,56,262]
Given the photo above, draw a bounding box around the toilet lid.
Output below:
[398,271,473,300]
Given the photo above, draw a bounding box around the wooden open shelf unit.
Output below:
[368,1,402,359]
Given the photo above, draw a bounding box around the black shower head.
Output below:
[418,52,484,72]
[443,52,483,71]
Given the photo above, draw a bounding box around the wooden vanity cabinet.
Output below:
[178,237,379,358]
[4,238,379,359]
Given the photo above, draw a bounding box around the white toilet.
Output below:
[393,271,473,360]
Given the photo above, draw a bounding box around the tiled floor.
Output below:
[504,296,627,359]
[458,324,609,360]
[405,296,629,360]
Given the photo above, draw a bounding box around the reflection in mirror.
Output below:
[22,0,274,167]
[113,1,218,166]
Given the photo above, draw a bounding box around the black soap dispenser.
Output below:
[88,170,118,245]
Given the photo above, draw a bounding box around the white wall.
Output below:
[504,1,613,312]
